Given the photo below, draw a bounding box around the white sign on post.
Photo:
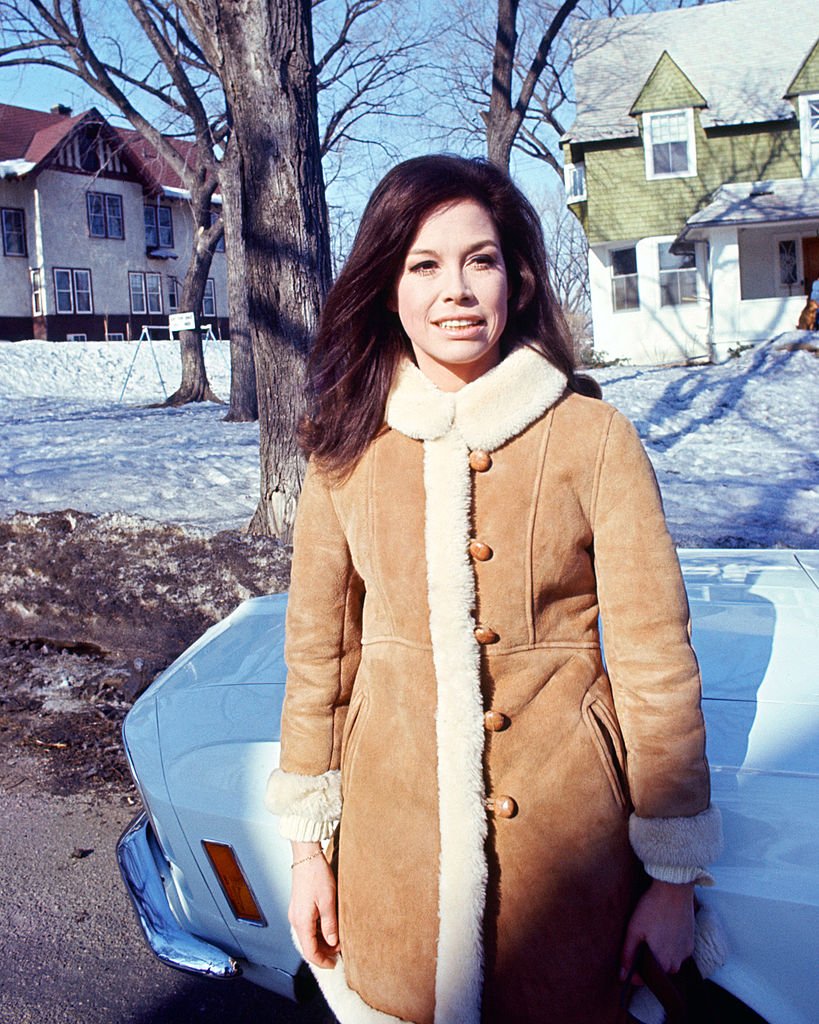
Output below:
[169,311,197,332]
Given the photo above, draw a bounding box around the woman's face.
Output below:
[393,199,510,392]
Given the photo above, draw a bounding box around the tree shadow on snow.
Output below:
[640,343,807,454]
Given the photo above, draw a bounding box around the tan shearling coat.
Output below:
[267,346,722,1024]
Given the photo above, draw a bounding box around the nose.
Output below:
[441,265,474,302]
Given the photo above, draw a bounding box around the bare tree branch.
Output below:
[485,0,583,167]
[313,0,381,77]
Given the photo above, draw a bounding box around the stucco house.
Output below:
[0,102,228,342]
[563,0,819,363]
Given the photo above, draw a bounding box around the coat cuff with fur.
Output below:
[629,806,723,887]
[265,768,342,842]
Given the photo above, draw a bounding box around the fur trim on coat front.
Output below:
[271,346,724,1024]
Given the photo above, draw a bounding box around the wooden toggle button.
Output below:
[483,709,509,732]
[474,625,500,645]
[469,449,492,472]
[469,539,493,561]
[486,795,518,818]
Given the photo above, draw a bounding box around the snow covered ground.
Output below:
[0,339,259,532]
[0,336,816,546]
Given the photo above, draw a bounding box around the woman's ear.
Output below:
[386,289,398,313]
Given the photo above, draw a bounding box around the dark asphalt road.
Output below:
[0,752,334,1024]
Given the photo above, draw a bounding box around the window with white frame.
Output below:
[67,333,88,342]
[129,271,163,314]
[564,162,587,202]
[168,276,180,312]
[611,247,640,311]
[86,192,124,239]
[53,268,93,314]
[31,268,43,315]
[146,272,162,314]
[106,332,125,341]
[73,269,93,313]
[644,109,696,179]
[144,204,174,248]
[54,269,73,313]
[129,271,147,315]
[202,278,216,318]
[799,94,819,178]
[659,242,698,305]
[2,207,26,256]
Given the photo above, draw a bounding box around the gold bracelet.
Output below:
[291,850,324,869]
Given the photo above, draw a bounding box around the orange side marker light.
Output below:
[202,840,266,925]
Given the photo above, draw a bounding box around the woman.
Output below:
[266,155,723,1024]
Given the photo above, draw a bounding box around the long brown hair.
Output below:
[301,155,597,471]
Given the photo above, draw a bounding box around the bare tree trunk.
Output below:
[485,0,583,171]
[164,183,223,406]
[485,0,520,170]
[180,0,331,540]
[220,140,258,422]
[486,117,519,170]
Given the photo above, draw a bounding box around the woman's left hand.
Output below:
[620,879,695,982]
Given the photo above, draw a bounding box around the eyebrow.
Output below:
[407,239,501,259]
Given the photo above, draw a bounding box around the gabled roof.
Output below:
[787,37,819,97]
[567,0,819,145]
[629,52,706,117]
[0,101,201,194]
[23,109,90,165]
[114,126,199,193]
[0,102,71,160]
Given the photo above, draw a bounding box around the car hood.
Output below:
[133,551,819,775]
[146,592,288,695]
[682,550,819,776]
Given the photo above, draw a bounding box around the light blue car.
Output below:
[118,549,819,1024]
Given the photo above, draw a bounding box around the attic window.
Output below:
[644,109,696,180]
[78,126,103,173]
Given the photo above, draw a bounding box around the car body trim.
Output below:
[117,811,242,979]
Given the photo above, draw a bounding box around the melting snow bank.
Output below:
[0,335,816,545]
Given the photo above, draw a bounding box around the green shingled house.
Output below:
[563,0,819,363]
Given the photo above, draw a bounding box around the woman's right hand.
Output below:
[288,842,340,968]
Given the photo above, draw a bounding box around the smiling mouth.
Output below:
[435,318,485,329]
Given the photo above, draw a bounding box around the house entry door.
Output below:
[802,237,819,295]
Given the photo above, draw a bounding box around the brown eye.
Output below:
[410,261,436,274]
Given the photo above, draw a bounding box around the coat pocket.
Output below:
[581,691,630,811]
[340,688,369,794]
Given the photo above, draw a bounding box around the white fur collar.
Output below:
[385,345,567,451]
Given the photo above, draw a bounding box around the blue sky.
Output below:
[0,4,561,243]
[1,63,110,117]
